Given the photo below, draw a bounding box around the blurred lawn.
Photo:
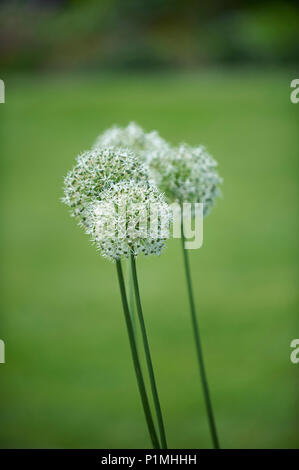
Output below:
[1,70,298,448]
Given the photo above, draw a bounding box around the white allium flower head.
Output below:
[62,145,170,261]
[93,122,170,165]
[62,146,149,224]
[149,143,222,216]
[85,180,171,261]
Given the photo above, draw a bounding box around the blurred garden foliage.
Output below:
[1,0,299,72]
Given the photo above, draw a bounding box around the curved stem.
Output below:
[116,259,160,449]
[181,223,220,449]
[130,255,168,449]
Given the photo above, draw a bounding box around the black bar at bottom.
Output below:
[0,449,297,467]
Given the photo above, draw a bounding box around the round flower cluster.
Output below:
[62,146,170,260]
[85,181,170,260]
[62,147,149,223]
[149,143,222,215]
[93,122,170,165]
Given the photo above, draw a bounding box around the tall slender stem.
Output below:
[116,259,160,449]
[180,222,220,449]
[130,255,168,449]
[127,259,138,342]
[126,258,137,342]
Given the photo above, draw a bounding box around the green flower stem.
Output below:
[127,258,137,343]
[180,221,220,449]
[116,259,160,449]
[130,255,168,449]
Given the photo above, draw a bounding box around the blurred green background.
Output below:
[1,0,298,449]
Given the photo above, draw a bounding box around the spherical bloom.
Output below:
[149,143,222,216]
[62,146,170,261]
[93,122,170,165]
[62,146,149,224]
[84,181,171,261]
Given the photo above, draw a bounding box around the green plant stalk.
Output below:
[130,255,168,449]
[180,223,220,449]
[127,258,137,342]
[116,259,160,449]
